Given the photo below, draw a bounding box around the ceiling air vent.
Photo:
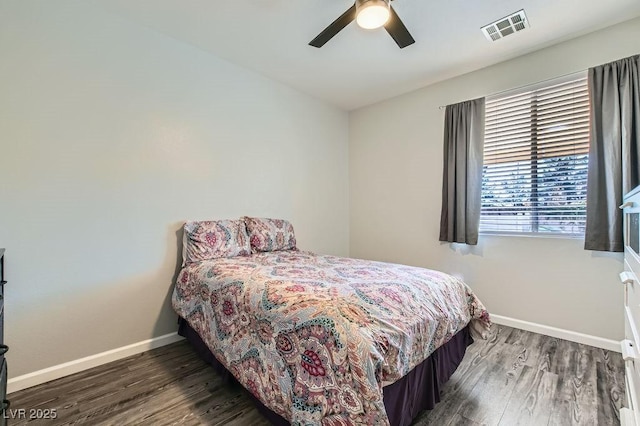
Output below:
[481,10,529,42]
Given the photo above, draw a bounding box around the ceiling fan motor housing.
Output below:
[356,0,390,8]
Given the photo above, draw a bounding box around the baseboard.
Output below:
[491,314,620,353]
[7,332,184,394]
[6,317,620,394]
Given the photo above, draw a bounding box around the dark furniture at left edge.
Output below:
[0,249,9,425]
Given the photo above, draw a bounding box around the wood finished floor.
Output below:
[8,325,625,425]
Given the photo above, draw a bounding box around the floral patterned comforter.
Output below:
[172,251,490,425]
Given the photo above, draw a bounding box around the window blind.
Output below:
[480,75,590,235]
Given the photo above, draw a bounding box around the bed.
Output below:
[172,218,491,426]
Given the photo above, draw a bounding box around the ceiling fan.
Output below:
[309,0,415,49]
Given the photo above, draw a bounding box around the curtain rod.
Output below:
[437,69,587,110]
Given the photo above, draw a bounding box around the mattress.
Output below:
[178,317,473,426]
[172,250,490,425]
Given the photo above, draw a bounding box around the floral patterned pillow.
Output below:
[182,220,251,264]
[244,217,297,252]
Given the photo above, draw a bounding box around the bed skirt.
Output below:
[178,318,473,426]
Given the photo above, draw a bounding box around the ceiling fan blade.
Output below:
[384,6,415,48]
[309,4,357,48]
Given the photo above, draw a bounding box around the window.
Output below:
[480,74,589,236]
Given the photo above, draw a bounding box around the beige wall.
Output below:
[0,1,349,377]
[349,18,640,341]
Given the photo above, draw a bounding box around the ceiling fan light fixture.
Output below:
[309,0,414,48]
[355,0,390,30]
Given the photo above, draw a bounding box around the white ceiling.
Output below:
[93,0,640,110]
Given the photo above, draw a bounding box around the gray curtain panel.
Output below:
[439,98,485,245]
[585,54,640,252]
